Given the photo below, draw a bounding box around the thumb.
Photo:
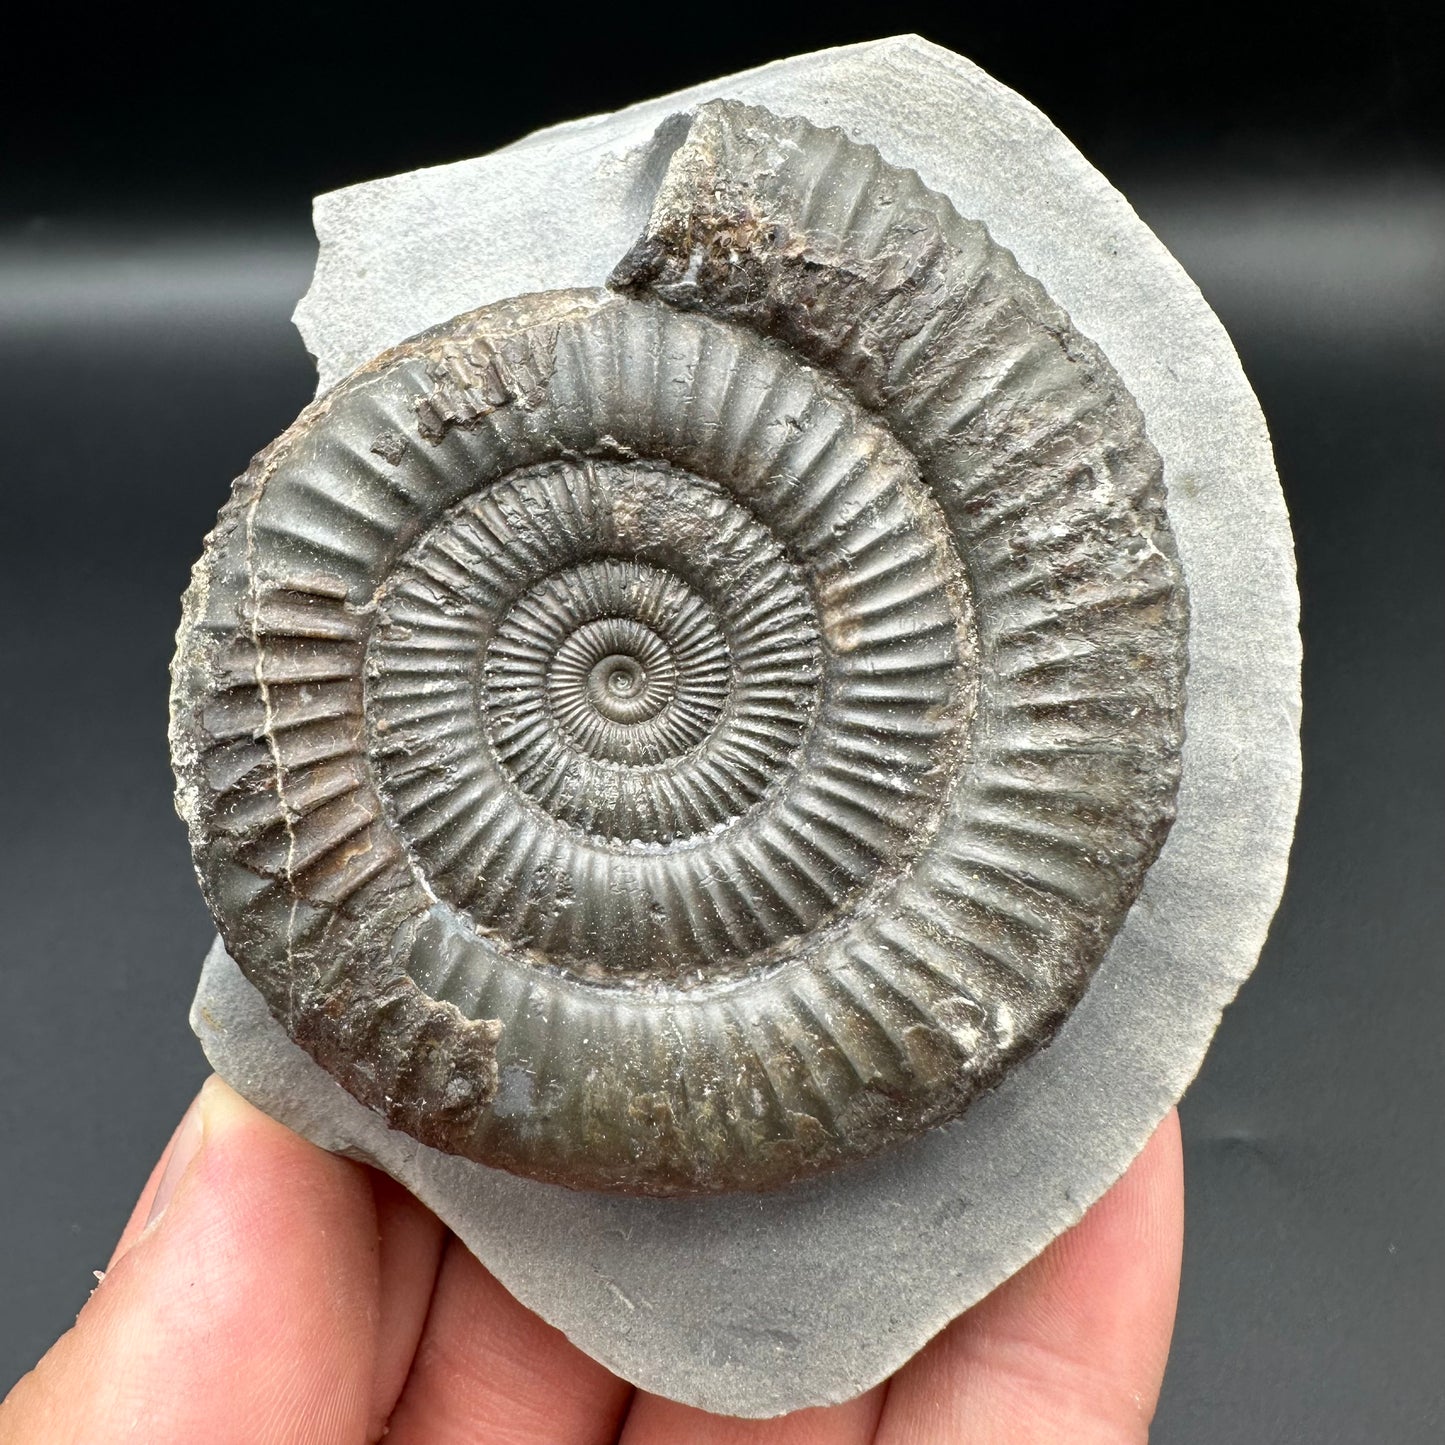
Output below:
[1,1077,384,1445]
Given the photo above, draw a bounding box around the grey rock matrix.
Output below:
[186,38,1299,1415]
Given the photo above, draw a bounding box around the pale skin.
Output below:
[0,1078,1183,1444]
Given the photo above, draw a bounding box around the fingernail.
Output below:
[146,1092,206,1226]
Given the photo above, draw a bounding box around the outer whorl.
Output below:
[170,101,1188,1195]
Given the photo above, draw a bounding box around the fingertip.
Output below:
[108,1085,205,1270]
[7,1077,386,1445]
[107,1077,302,1271]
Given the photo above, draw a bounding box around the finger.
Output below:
[110,1092,445,1434]
[619,1381,886,1445]
[383,1235,634,1445]
[367,1170,448,1430]
[107,1089,205,1270]
[1,1077,386,1445]
[874,1109,1184,1445]
[107,1089,444,1436]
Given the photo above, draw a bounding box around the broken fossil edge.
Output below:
[189,37,1299,1417]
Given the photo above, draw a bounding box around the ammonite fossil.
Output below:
[171,100,1188,1195]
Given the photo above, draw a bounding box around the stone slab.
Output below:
[192,35,1300,1416]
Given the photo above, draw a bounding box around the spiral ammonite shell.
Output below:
[170,101,1188,1195]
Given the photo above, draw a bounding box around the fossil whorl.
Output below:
[170,101,1188,1195]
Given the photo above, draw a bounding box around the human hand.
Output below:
[1,1077,1182,1444]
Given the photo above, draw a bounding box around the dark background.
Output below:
[2,4,1441,1439]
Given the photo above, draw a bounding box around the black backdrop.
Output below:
[2,4,1442,1439]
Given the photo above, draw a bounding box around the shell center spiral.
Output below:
[362,448,975,985]
[487,563,732,778]
[364,457,901,984]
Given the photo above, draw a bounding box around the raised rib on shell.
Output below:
[169,101,1187,1195]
